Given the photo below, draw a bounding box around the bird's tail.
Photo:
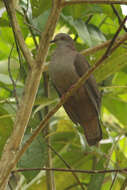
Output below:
[82,117,102,146]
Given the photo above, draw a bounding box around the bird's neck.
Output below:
[57,44,76,51]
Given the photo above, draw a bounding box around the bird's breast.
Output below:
[49,50,79,94]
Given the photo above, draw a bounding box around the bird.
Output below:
[49,33,102,146]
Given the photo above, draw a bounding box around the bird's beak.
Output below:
[50,40,55,43]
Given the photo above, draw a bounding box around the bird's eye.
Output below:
[61,36,66,41]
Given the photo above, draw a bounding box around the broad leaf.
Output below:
[18,134,48,181]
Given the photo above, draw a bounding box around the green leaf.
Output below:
[60,15,106,47]
[20,0,32,19]
[0,26,14,44]
[32,10,50,35]
[32,97,58,117]
[16,13,29,39]
[51,132,76,144]
[112,71,127,86]
[74,20,106,47]
[100,4,123,19]
[0,59,20,74]
[93,46,127,83]
[87,158,105,190]
[103,95,127,126]
[74,19,92,47]
[0,74,23,86]
[62,4,102,19]
[30,0,51,17]
[0,11,9,27]
[0,106,13,157]
[0,17,9,27]
[18,134,48,181]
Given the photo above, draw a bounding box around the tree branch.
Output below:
[13,167,127,174]
[35,0,62,67]
[81,33,127,56]
[111,4,127,32]
[109,172,118,190]
[62,0,127,7]
[0,0,62,189]
[105,16,127,55]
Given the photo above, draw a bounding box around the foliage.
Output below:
[0,0,127,189]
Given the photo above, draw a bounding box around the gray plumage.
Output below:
[49,33,102,146]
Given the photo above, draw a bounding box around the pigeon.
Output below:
[49,33,102,146]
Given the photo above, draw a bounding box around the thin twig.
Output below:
[107,136,121,190]
[100,85,127,89]
[11,21,23,71]
[62,0,127,7]
[22,8,38,49]
[5,1,24,85]
[48,145,85,190]
[12,167,127,174]
[24,21,41,34]
[81,33,127,56]
[105,16,127,55]
[120,178,127,190]
[8,182,13,190]
[98,16,108,28]
[43,72,55,190]
[111,4,127,32]
[8,44,19,106]
[3,0,34,68]
[81,39,111,55]
[65,183,87,190]
[109,172,118,190]
[111,33,127,51]
[85,15,93,24]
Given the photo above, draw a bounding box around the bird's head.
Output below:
[50,33,75,48]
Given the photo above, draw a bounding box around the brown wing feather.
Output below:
[74,53,101,114]
[52,82,79,124]
[73,53,102,145]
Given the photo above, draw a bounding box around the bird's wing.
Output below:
[74,53,101,114]
[52,82,78,124]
